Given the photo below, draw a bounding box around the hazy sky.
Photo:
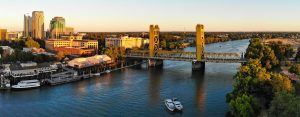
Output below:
[0,0,300,32]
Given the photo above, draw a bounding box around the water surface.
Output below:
[0,39,250,117]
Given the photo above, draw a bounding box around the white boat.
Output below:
[93,73,101,76]
[164,99,175,111]
[173,98,183,111]
[12,80,40,89]
[105,70,111,73]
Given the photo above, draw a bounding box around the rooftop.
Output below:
[9,62,51,71]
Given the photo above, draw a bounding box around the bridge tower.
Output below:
[148,25,163,67]
[193,24,205,71]
[149,25,160,57]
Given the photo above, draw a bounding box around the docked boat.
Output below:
[93,73,101,76]
[172,98,183,111]
[164,99,175,111]
[12,80,40,89]
[105,70,111,73]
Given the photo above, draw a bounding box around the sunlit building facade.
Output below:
[50,17,66,38]
[32,11,44,39]
[23,14,32,37]
[7,32,23,40]
[0,29,8,40]
[105,36,143,49]
[45,39,98,55]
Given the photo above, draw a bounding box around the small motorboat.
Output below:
[172,98,183,111]
[164,99,175,111]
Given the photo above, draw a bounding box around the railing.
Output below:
[126,50,246,63]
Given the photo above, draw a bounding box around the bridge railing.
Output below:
[126,50,244,62]
[204,52,241,60]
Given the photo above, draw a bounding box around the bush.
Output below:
[289,64,300,75]
[285,61,292,67]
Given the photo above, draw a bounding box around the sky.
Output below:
[0,0,300,32]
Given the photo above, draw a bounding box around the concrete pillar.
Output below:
[148,59,163,68]
[192,61,205,71]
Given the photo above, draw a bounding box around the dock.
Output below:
[45,62,145,86]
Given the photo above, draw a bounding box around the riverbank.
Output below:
[0,61,146,90]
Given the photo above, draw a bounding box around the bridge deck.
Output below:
[126,50,246,63]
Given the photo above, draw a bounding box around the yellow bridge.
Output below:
[125,24,247,70]
[126,50,246,63]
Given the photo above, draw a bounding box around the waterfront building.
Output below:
[0,29,8,40]
[105,36,144,49]
[67,55,113,75]
[50,17,66,38]
[32,11,44,39]
[68,55,112,69]
[24,14,32,37]
[2,62,58,84]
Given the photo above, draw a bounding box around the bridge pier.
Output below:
[192,61,205,71]
[148,59,163,68]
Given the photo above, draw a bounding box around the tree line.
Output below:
[0,39,56,63]
[226,38,299,117]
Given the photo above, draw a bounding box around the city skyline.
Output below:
[1,0,300,32]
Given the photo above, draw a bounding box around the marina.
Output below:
[0,55,146,89]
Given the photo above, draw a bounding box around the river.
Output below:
[0,39,250,117]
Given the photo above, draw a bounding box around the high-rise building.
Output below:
[0,29,8,40]
[24,14,32,37]
[50,17,66,38]
[32,11,44,39]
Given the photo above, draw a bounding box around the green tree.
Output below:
[285,61,292,67]
[260,46,279,70]
[270,73,294,93]
[229,94,259,117]
[269,41,294,61]
[245,38,263,59]
[105,47,126,62]
[0,47,3,55]
[161,40,167,49]
[289,64,300,75]
[169,43,175,49]
[269,92,300,117]
[26,38,40,48]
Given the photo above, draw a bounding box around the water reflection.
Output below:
[76,80,87,96]
[193,70,206,112]
[148,68,163,105]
